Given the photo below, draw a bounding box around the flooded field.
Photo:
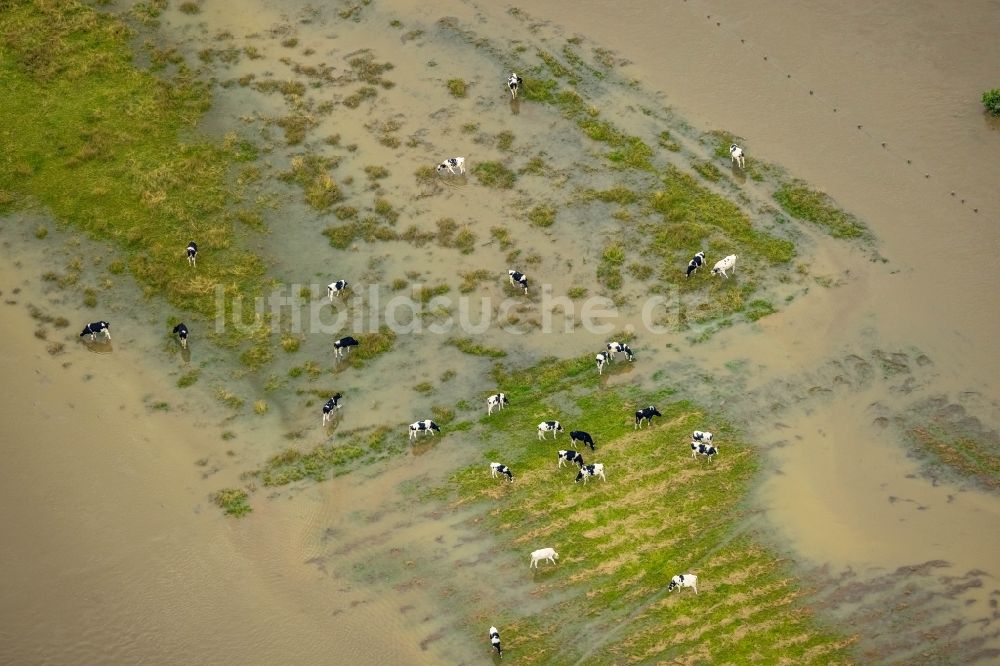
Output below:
[1,0,998,663]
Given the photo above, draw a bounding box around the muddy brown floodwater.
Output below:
[1,0,998,664]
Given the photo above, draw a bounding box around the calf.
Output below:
[322,393,343,425]
[537,421,563,440]
[506,72,523,100]
[186,241,198,267]
[691,442,719,461]
[79,321,111,341]
[711,254,738,278]
[489,626,503,659]
[730,143,745,169]
[595,351,610,375]
[575,463,606,484]
[508,270,528,295]
[334,335,359,358]
[686,251,705,278]
[557,449,585,469]
[692,430,713,444]
[667,573,698,594]
[569,430,596,452]
[408,419,440,440]
[487,392,509,415]
[490,462,514,482]
[529,547,558,569]
[327,280,348,300]
[172,323,189,349]
[606,341,635,362]
[436,156,465,175]
[634,405,662,430]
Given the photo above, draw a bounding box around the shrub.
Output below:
[528,203,556,227]
[213,488,251,517]
[447,79,467,98]
[983,89,1000,116]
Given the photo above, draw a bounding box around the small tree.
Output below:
[982,89,1000,116]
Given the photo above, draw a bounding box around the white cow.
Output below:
[596,351,609,375]
[730,143,745,169]
[711,254,738,278]
[436,157,465,175]
[668,573,698,594]
[529,547,559,569]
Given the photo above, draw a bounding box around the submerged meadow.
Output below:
[7,0,992,662]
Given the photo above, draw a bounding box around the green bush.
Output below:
[983,89,1000,116]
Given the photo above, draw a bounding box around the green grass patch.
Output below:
[347,327,397,368]
[693,159,724,182]
[647,166,795,264]
[0,3,266,321]
[597,242,626,290]
[435,355,852,662]
[459,269,493,293]
[496,130,515,151]
[527,203,556,227]
[446,78,467,98]
[177,368,200,387]
[447,337,507,358]
[212,488,251,517]
[745,299,777,322]
[252,425,396,487]
[774,180,868,239]
[472,161,517,189]
[907,423,1000,492]
[658,130,681,151]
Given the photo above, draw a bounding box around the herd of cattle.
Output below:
[477,387,716,658]
[72,68,750,660]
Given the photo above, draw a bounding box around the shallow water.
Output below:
[2,0,999,663]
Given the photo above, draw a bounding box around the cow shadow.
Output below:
[409,438,437,456]
[82,339,113,354]
[730,163,747,185]
[509,97,520,116]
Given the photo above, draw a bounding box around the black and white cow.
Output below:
[692,430,714,444]
[172,322,189,349]
[686,251,706,278]
[569,430,595,452]
[489,625,503,658]
[506,72,523,100]
[322,393,343,425]
[537,421,563,440]
[634,405,662,430]
[596,351,610,375]
[490,462,514,482]
[436,156,466,175]
[557,449,585,469]
[575,463,606,484]
[186,241,198,267]
[487,392,509,415]
[667,573,698,594]
[327,280,348,300]
[334,336,359,358]
[508,270,528,295]
[79,321,111,341]
[730,143,745,169]
[691,442,719,461]
[606,341,635,362]
[408,419,440,440]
